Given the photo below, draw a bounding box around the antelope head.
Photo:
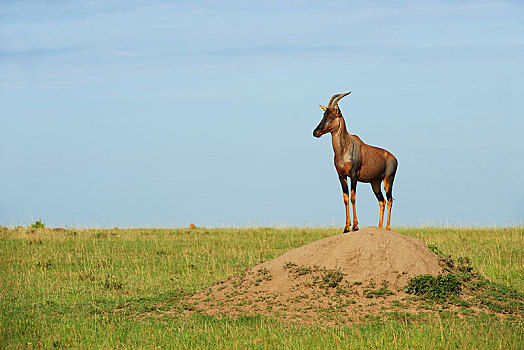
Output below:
[313,92,351,138]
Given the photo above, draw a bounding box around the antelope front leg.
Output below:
[338,175,351,233]
[350,177,359,231]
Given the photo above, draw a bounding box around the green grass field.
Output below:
[1,226,523,349]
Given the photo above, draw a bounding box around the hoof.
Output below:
[343,229,350,233]
[352,226,359,232]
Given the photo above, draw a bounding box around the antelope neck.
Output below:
[331,117,351,154]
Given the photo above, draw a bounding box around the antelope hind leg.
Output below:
[371,180,385,228]
[350,178,359,231]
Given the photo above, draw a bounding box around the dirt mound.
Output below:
[255,226,441,289]
[189,227,443,324]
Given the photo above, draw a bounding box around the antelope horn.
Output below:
[327,93,342,109]
[331,91,351,107]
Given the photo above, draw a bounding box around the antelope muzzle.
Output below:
[313,127,324,138]
[313,119,328,138]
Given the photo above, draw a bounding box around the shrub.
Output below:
[31,219,45,229]
[405,274,461,300]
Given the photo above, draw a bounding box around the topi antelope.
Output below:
[313,92,398,232]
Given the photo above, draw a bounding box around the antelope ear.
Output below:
[319,104,327,112]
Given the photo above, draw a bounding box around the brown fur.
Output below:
[314,93,398,232]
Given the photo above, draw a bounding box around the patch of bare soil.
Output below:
[181,227,518,325]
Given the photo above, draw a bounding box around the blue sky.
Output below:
[1,0,523,227]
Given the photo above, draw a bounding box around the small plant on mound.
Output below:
[283,262,346,289]
[405,274,461,300]
[427,243,440,255]
[296,266,313,276]
[257,268,272,281]
[427,244,476,278]
[322,270,344,288]
[284,262,314,277]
